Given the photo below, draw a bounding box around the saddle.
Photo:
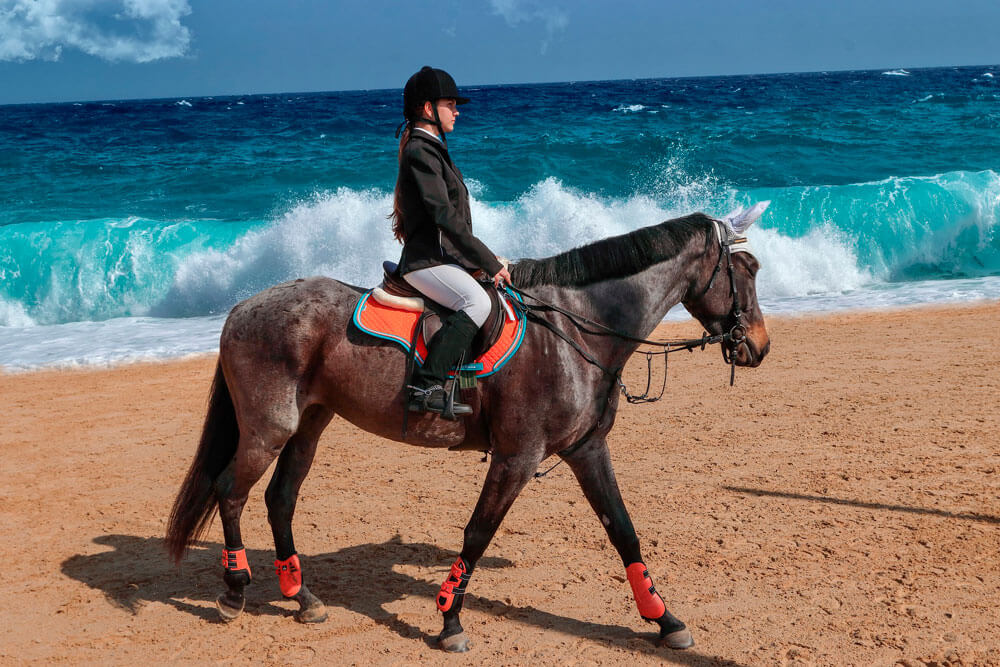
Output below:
[351,262,525,378]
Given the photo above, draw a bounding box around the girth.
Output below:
[380,261,505,359]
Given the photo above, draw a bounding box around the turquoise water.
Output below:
[1,65,999,368]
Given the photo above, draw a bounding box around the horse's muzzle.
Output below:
[725,323,769,367]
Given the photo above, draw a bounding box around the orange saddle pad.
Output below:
[351,287,526,378]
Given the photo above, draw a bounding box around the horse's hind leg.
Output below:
[564,438,694,650]
[265,404,334,623]
[215,420,296,621]
[435,449,542,652]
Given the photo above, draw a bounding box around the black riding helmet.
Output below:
[398,66,469,146]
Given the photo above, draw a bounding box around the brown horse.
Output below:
[165,211,770,652]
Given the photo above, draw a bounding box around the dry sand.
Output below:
[1,303,999,666]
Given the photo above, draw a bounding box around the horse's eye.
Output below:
[740,255,760,277]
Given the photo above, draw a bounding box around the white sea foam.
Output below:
[613,104,646,113]
[176,99,192,107]
[475,178,668,259]
[883,69,911,77]
[752,224,871,298]
[153,177,882,318]
[155,179,675,319]
[154,188,402,317]
[4,176,1000,370]
[647,152,726,213]
[0,296,35,327]
[0,315,224,372]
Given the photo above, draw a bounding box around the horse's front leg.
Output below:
[436,450,542,652]
[565,438,694,649]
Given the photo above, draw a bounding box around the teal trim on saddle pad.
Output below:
[351,287,526,378]
[472,286,526,378]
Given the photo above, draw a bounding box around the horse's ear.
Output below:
[723,200,770,235]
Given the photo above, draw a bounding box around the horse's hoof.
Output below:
[216,593,244,622]
[291,585,328,623]
[657,628,694,649]
[438,632,471,653]
[294,603,328,624]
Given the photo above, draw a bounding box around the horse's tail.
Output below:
[165,361,239,563]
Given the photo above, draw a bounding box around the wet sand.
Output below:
[1,303,998,665]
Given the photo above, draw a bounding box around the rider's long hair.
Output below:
[389,122,412,243]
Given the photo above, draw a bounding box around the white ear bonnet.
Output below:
[714,200,769,254]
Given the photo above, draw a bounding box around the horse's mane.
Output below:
[510,212,712,288]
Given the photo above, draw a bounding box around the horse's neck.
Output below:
[574,248,700,362]
[588,267,690,333]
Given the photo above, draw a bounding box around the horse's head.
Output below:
[682,206,770,368]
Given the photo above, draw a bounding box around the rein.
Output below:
[505,219,752,400]
[506,284,735,404]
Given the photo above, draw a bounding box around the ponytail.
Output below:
[389,123,412,243]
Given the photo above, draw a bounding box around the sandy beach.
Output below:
[1,303,998,666]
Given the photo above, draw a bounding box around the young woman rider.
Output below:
[390,66,512,418]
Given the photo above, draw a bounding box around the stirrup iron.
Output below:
[442,351,465,420]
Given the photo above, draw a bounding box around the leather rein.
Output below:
[506,220,753,403]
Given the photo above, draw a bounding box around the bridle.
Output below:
[693,218,756,372]
[507,217,759,402]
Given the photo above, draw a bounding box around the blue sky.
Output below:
[2,0,999,105]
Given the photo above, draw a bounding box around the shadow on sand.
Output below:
[725,486,1000,524]
[62,534,746,666]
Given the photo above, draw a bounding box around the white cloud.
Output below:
[490,0,568,55]
[0,0,192,63]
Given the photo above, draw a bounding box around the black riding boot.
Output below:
[408,310,479,419]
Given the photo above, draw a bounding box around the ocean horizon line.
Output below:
[2,61,998,109]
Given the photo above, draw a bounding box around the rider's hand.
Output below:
[492,266,512,287]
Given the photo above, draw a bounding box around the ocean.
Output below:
[2,65,999,370]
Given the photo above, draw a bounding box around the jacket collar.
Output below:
[410,128,452,162]
[412,127,442,143]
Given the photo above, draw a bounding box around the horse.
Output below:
[165,210,770,652]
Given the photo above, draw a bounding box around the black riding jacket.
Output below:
[395,132,503,277]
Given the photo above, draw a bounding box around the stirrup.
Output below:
[407,384,472,420]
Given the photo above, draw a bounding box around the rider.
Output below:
[391,66,512,418]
